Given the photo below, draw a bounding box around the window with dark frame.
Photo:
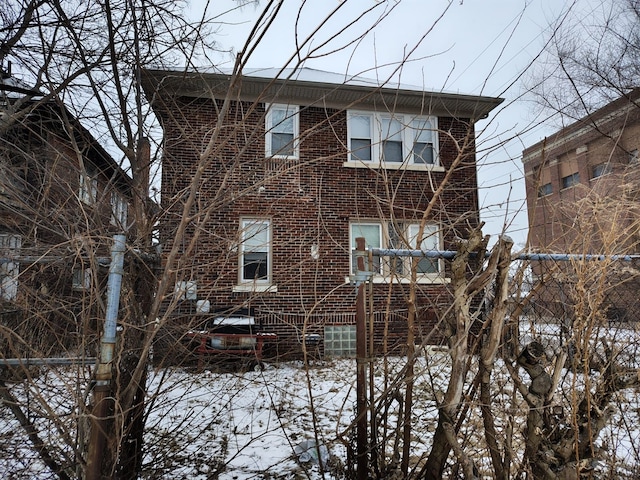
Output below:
[538,183,552,197]
[591,163,612,179]
[561,172,580,189]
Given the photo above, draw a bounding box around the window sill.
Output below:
[342,160,444,172]
[233,284,278,293]
[344,275,449,285]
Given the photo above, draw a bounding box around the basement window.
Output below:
[324,325,356,357]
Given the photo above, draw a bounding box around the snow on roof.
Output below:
[218,66,427,92]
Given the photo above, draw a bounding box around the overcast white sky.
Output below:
[184,0,595,248]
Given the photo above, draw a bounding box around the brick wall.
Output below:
[155,94,481,358]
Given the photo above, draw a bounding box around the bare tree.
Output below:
[3,1,640,479]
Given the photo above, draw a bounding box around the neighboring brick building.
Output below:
[143,68,502,357]
[522,89,640,321]
[0,70,135,356]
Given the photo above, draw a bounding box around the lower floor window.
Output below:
[0,234,21,300]
[240,219,271,284]
[324,325,356,357]
[350,221,441,278]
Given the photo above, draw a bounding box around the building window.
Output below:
[265,104,299,158]
[72,267,92,291]
[0,234,21,300]
[79,170,97,204]
[561,172,580,189]
[350,221,441,278]
[347,112,438,166]
[350,223,383,274]
[324,325,356,357]
[349,114,372,161]
[382,117,403,163]
[591,163,612,179]
[538,183,552,197]
[411,118,436,164]
[407,224,440,274]
[110,192,128,227]
[239,219,271,284]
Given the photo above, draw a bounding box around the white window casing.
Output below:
[110,191,128,227]
[0,234,21,300]
[236,219,273,291]
[349,221,443,283]
[265,104,299,159]
[72,267,92,291]
[79,171,98,204]
[346,112,440,170]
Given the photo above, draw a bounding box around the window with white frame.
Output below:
[350,221,441,278]
[407,224,440,274]
[110,191,128,227]
[72,267,92,291]
[350,223,382,274]
[79,170,97,204]
[347,112,438,166]
[265,104,299,158]
[0,234,21,300]
[239,219,271,284]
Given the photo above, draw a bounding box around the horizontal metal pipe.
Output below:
[370,248,640,262]
[0,357,97,366]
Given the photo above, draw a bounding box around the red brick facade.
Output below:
[522,89,640,322]
[0,96,135,355]
[144,69,502,357]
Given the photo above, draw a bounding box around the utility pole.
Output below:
[86,234,126,480]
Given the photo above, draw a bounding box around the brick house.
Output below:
[142,68,502,357]
[0,70,135,356]
[522,88,640,321]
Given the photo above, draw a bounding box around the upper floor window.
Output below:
[79,170,97,204]
[265,104,299,158]
[538,183,552,197]
[347,112,438,167]
[561,172,580,189]
[239,219,271,285]
[350,221,441,280]
[111,191,128,228]
[591,163,611,179]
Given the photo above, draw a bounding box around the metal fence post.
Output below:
[87,234,126,480]
[355,237,368,480]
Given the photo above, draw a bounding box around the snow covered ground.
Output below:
[1,322,640,479]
